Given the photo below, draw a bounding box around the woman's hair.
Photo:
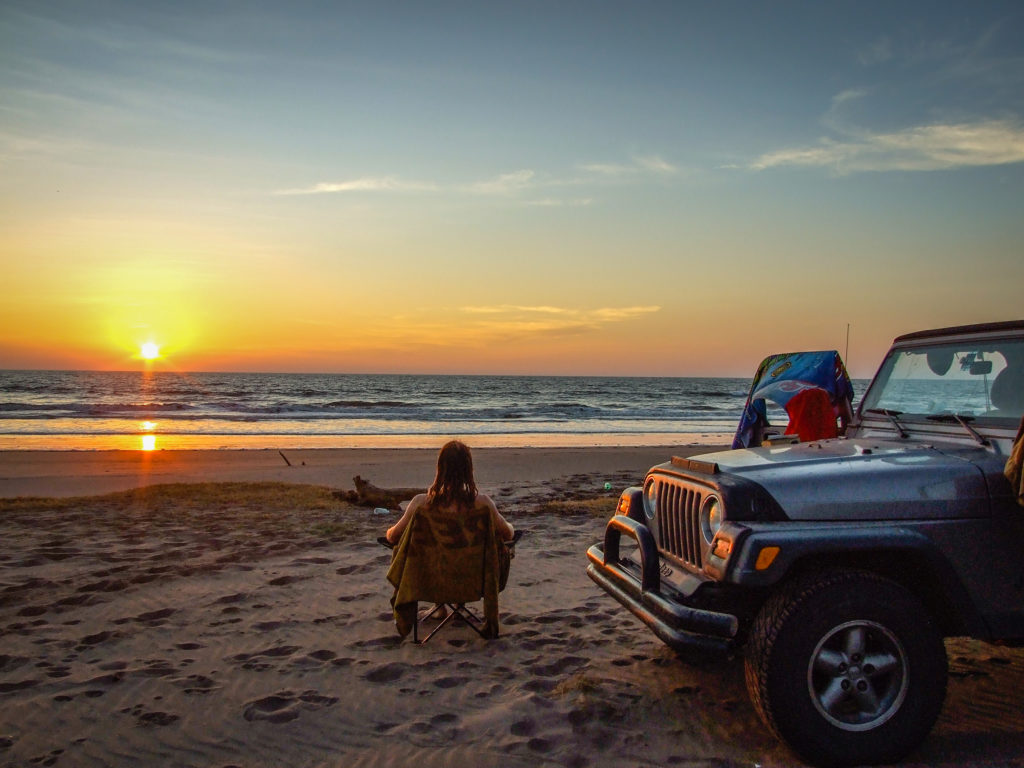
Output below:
[427,440,478,509]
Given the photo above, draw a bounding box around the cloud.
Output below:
[277,154,676,203]
[634,155,678,174]
[581,155,678,177]
[750,119,1024,174]
[462,305,574,315]
[458,304,660,339]
[591,306,663,321]
[523,197,593,207]
[469,169,536,195]
[276,177,438,195]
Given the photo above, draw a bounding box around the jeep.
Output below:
[587,320,1024,766]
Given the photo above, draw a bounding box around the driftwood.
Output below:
[332,475,426,510]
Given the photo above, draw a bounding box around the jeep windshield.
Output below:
[860,338,1024,424]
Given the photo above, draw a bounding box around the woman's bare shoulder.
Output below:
[402,494,428,515]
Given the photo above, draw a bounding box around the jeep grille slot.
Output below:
[654,479,704,569]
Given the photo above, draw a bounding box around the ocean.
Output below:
[0,370,866,451]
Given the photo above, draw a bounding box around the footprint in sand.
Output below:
[290,556,333,566]
[529,655,587,677]
[336,590,376,603]
[267,575,308,587]
[254,620,286,631]
[242,690,338,723]
[364,662,405,683]
[0,679,39,694]
[136,711,179,727]
[76,579,129,594]
[75,631,117,650]
[213,592,248,605]
[335,563,374,576]
[432,676,468,689]
[306,650,336,662]
[180,674,219,695]
[510,718,536,736]
[134,608,176,624]
[243,695,298,723]
[0,655,29,673]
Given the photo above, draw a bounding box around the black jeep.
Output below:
[587,320,1024,766]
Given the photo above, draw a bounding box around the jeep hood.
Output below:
[692,439,993,521]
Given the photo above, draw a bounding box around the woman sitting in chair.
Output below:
[386,439,515,546]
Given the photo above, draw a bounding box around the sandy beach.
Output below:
[3,447,1024,768]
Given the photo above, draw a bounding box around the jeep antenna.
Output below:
[845,323,850,366]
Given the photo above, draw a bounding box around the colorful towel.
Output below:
[386,505,503,638]
[733,350,853,449]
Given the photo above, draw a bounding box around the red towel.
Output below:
[784,388,838,442]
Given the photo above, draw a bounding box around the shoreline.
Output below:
[0,444,723,499]
[0,431,734,452]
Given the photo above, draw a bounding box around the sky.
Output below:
[1,1,1022,378]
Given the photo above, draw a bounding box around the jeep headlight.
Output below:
[643,479,658,520]
[700,495,723,544]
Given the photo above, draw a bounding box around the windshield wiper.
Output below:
[865,408,909,438]
[926,414,990,446]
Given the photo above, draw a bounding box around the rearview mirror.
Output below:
[969,361,993,375]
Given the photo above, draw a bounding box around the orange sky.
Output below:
[2,3,1022,379]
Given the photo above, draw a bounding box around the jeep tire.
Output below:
[744,570,948,767]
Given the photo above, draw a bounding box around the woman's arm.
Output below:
[479,494,514,542]
[386,494,426,544]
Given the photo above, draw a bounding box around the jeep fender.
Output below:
[727,524,987,638]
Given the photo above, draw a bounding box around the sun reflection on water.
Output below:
[140,421,158,451]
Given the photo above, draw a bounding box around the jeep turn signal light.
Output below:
[617,496,631,515]
[711,537,732,559]
[755,546,780,570]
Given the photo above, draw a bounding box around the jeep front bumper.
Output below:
[586,515,739,654]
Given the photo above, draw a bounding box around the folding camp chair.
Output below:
[383,508,521,644]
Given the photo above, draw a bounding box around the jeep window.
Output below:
[860,339,1024,422]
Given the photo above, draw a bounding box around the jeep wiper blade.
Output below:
[926,413,990,446]
[865,408,909,438]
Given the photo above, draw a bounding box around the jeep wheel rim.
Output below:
[807,620,909,732]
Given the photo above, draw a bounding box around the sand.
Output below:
[2,447,1024,768]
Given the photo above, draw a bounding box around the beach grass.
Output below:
[537,496,618,518]
[0,482,366,542]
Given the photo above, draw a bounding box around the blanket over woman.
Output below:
[386,505,507,638]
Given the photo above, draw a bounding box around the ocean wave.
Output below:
[0,371,797,439]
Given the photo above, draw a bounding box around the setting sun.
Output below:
[140,342,160,360]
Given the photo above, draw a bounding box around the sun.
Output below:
[140,341,161,360]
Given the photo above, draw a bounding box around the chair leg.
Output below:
[414,603,490,643]
[416,604,460,644]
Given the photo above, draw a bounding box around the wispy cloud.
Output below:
[278,153,677,202]
[581,154,678,177]
[751,119,1024,174]
[468,169,536,195]
[458,304,660,339]
[462,305,574,315]
[276,176,439,195]
[523,197,593,207]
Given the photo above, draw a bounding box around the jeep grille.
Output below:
[652,478,704,569]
